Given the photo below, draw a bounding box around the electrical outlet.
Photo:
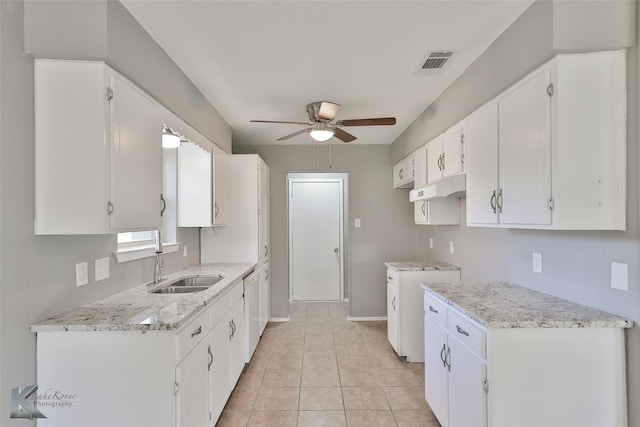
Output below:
[95,257,109,281]
[449,241,454,254]
[354,218,361,228]
[611,262,628,291]
[429,238,434,249]
[532,252,542,274]
[76,262,88,287]
[183,245,188,258]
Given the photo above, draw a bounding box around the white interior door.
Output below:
[290,180,342,301]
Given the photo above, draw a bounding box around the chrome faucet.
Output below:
[153,229,164,284]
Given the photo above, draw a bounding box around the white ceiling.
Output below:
[121,0,533,146]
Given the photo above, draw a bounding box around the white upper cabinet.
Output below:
[213,145,229,225]
[177,141,212,227]
[427,121,465,185]
[413,145,428,189]
[35,59,163,234]
[466,50,626,230]
[414,199,461,226]
[393,155,414,188]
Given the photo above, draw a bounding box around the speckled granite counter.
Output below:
[31,263,256,333]
[421,282,632,329]
[385,261,460,271]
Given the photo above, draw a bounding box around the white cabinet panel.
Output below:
[230,298,245,387]
[210,314,232,422]
[244,271,260,362]
[393,155,415,188]
[442,123,464,178]
[386,281,399,353]
[447,336,487,427]
[413,145,428,189]
[259,263,270,335]
[424,318,449,427]
[176,338,210,427]
[177,141,212,227]
[426,137,444,184]
[498,69,552,226]
[35,59,163,234]
[414,199,461,225]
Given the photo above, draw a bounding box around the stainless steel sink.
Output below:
[149,275,224,294]
[171,275,224,287]
[152,286,210,294]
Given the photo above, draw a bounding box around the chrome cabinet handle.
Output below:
[421,201,426,215]
[388,276,393,280]
[490,191,497,214]
[437,154,442,171]
[160,194,166,217]
[191,326,202,338]
[264,244,269,257]
[229,320,233,340]
[429,305,438,314]
[497,189,503,213]
[399,167,404,180]
[107,201,114,216]
[441,153,445,170]
[446,347,451,372]
[392,296,396,311]
[440,343,447,367]
[214,202,219,218]
[456,325,470,337]
[207,345,213,371]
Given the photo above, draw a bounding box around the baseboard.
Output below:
[347,316,387,322]
[269,316,289,323]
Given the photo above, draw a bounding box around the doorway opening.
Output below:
[287,172,349,302]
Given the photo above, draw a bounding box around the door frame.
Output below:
[287,172,349,301]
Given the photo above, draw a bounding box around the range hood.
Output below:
[409,174,466,202]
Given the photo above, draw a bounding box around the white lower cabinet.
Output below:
[386,267,460,362]
[424,292,627,427]
[35,281,246,427]
[259,263,270,335]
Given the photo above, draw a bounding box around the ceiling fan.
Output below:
[250,101,396,143]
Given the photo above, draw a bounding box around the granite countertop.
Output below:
[421,282,633,329]
[385,261,460,272]
[31,263,256,333]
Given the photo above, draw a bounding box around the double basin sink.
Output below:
[150,275,224,294]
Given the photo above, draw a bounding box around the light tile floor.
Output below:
[217,301,441,427]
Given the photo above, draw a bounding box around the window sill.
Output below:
[114,242,180,263]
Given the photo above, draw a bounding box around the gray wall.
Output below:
[392,1,640,425]
[0,1,222,423]
[233,144,416,319]
[24,0,232,153]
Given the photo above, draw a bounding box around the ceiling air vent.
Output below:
[415,50,456,76]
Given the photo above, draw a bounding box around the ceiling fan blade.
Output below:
[250,120,311,126]
[334,127,357,143]
[317,102,341,121]
[276,128,311,141]
[336,117,396,127]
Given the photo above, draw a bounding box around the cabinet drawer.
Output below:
[176,312,209,362]
[448,309,485,357]
[425,294,447,328]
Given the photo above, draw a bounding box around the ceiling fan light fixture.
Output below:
[309,129,335,142]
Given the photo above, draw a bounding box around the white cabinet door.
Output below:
[413,145,428,189]
[414,201,428,224]
[466,103,500,225]
[448,336,487,427]
[176,337,210,427]
[229,298,245,387]
[393,156,414,188]
[259,264,270,335]
[386,282,399,352]
[426,137,443,184]
[213,146,229,225]
[177,141,212,227]
[258,158,270,264]
[244,272,260,362]
[210,316,231,422]
[498,69,552,226]
[424,318,449,427]
[109,72,163,230]
[442,123,464,178]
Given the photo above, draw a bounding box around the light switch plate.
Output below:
[449,241,454,254]
[429,238,434,249]
[76,262,88,287]
[611,262,628,291]
[354,218,361,228]
[95,257,109,281]
[532,252,542,274]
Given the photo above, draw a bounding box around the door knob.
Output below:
[334,248,339,253]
